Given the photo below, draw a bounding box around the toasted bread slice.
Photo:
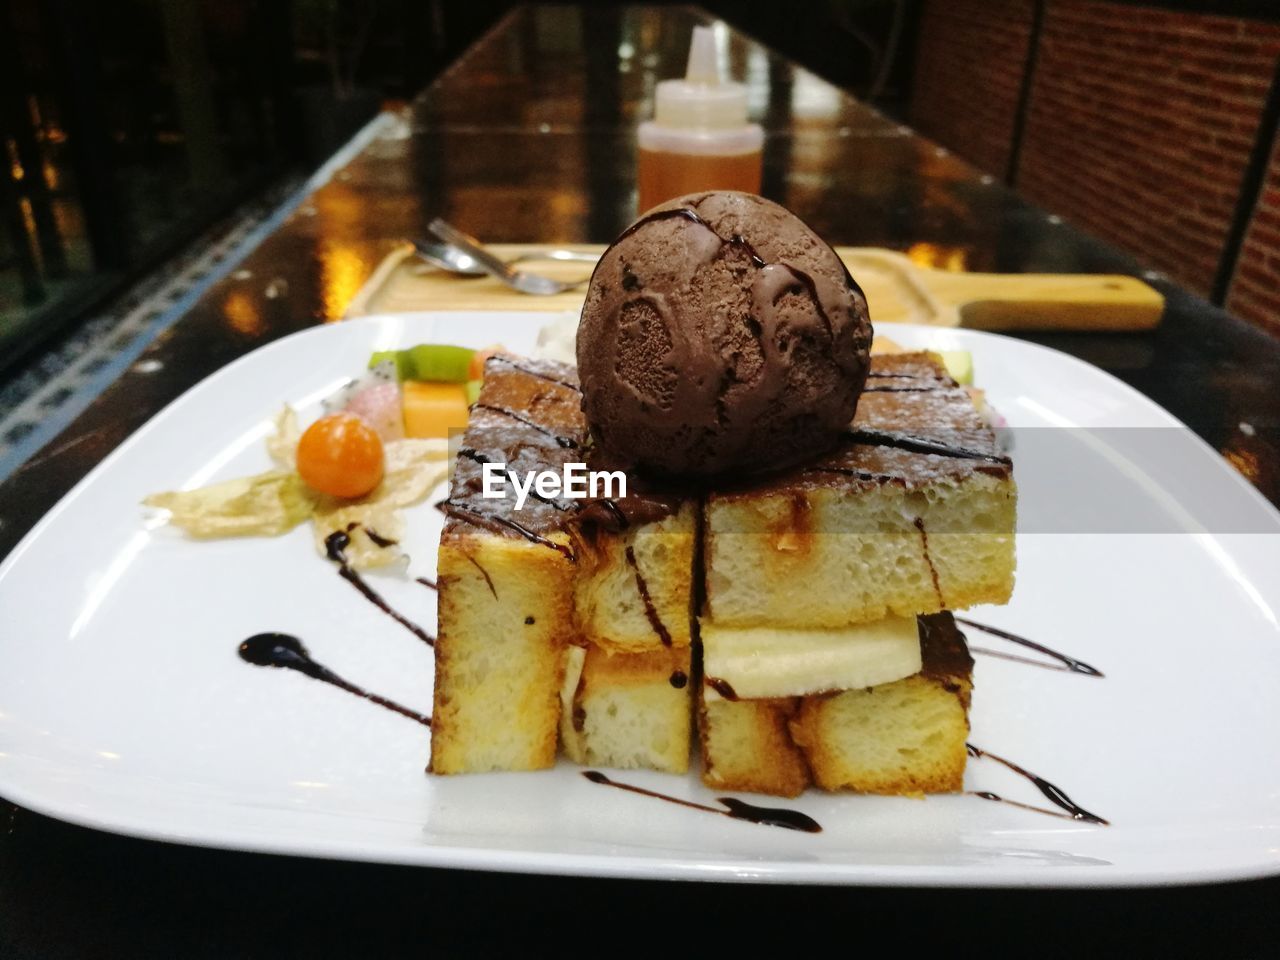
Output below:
[560,643,693,773]
[791,612,974,794]
[705,354,1015,629]
[574,502,698,652]
[699,613,973,795]
[430,356,585,774]
[699,695,810,798]
[432,530,575,773]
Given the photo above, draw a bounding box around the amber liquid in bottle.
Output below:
[637,149,763,213]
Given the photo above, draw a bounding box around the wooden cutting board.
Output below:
[345,244,1164,331]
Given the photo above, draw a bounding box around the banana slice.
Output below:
[701,616,922,700]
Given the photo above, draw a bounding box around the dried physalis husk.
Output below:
[145,409,451,569]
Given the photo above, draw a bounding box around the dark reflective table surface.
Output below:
[1,5,1278,955]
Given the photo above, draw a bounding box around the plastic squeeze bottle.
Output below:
[637,25,764,212]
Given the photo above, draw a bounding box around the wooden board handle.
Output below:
[921,271,1165,331]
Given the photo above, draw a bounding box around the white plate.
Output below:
[2,313,1279,887]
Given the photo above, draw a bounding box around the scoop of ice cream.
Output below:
[576,191,873,476]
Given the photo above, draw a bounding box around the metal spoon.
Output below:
[413,240,599,277]
[412,240,486,276]
[427,219,594,295]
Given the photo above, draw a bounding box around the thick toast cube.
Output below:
[699,696,811,798]
[705,354,1015,628]
[432,531,575,773]
[559,644,693,773]
[574,502,698,652]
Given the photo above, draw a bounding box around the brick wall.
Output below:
[910,0,1280,332]
[1227,134,1280,337]
[910,0,1034,177]
[1017,1,1280,296]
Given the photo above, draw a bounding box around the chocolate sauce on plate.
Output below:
[238,633,431,727]
[957,617,1103,677]
[582,771,821,833]
[324,531,434,645]
[966,744,1108,825]
[593,498,630,530]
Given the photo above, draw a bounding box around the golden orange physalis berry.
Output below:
[295,413,385,499]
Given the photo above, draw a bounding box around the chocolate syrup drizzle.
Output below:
[472,403,579,449]
[613,204,857,307]
[612,205,850,349]
[625,545,672,646]
[364,527,398,548]
[465,554,498,599]
[706,677,739,701]
[416,576,437,591]
[324,531,434,645]
[595,498,630,530]
[582,771,821,833]
[669,670,688,689]
[806,465,898,484]
[441,499,576,561]
[957,617,1104,677]
[485,355,581,393]
[913,517,946,608]
[613,205,714,243]
[846,428,1012,465]
[966,744,1108,825]
[238,633,431,727]
[727,233,765,268]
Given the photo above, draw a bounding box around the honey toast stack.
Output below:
[432,352,1015,798]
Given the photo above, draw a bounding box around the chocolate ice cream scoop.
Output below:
[576,191,873,476]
